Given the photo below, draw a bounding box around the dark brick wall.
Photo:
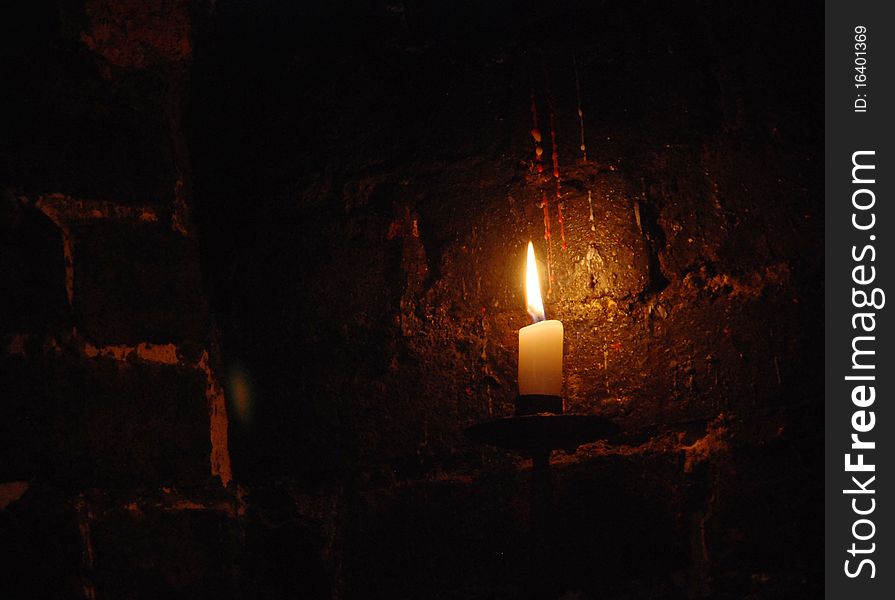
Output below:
[2,3,235,599]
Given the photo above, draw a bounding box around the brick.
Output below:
[0,486,84,599]
[82,358,212,487]
[2,3,178,205]
[0,354,211,488]
[91,501,238,600]
[236,485,332,599]
[0,355,79,482]
[72,220,209,345]
[0,199,69,335]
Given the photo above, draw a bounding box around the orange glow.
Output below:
[228,365,254,426]
[525,241,546,323]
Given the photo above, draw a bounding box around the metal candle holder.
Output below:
[465,394,618,460]
[465,395,618,594]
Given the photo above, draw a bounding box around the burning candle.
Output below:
[518,241,563,397]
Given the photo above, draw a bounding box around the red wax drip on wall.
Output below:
[541,190,555,294]
[529,86,543,174]
[542,63,562,199]
[557,202,567,251]
[573,53,587,163]
[551,128,561,198]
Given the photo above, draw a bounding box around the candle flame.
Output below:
[525,241,546,322]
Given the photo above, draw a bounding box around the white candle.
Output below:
[518,241,563,396]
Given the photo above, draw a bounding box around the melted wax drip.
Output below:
[541,61,562,198]
[557,201,567,251]
[587,190,597,233]
[541,190,555,294]
[573,53,587,162]
[547,96,561,198]
[529,86,544,174]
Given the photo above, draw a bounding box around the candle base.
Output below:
[515,394,563,416]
